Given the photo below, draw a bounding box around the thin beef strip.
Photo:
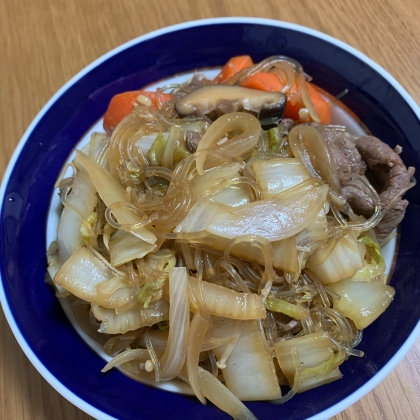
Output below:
[313,126,375,216]
[316,126,366,175]
[354,136,415,242]
[313,126,415,242]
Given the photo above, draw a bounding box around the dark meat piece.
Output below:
[341,183,375,217]
[374,198,408,241]
[185,130,202,153]
[354,136,415,242]
[307,126,415,242]
[315,126,366,175]
[310,126,373,215]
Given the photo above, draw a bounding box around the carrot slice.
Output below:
[103,90,173,135]
[239,72,284,92]
[213,55,253,84]
[284,83,330,124]
[240,72,330,124]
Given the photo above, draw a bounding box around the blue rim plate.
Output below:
[1,17,420,420]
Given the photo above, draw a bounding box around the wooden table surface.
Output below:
[1,0,419,419]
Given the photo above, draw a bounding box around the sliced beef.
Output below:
[341,183,375,217]
[315,126,366,175]
[310,126,374,217]
[354,136,415,242]
[307,127,415,242]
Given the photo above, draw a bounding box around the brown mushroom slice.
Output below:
[175,85,287,129]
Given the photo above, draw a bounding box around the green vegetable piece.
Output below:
[146,133,167,166]
[266,127,280,152]
[137,277,166,308]
[146,132,190,166]
[265,296,309,320]
[352,235,386,282]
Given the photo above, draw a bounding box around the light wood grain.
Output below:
[0,0,419,419]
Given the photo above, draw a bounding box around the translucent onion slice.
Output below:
[76,150,157,244]
[91,299,169,334]
[137,329,169,351]
[101,349,150,373]
[253,158,311,199]
[103,331,143,356]
[56,169,97,263]
[213,320,281,401]
[206,179,328,241]
[196,367,258,420]
[54,247,123,302]
[159,268,190,381]
[187,313,209,404]
[195,112,260,175]
[327,278,395,329]
[288,126,341,193]
[136,326,241,353]
[188,277,266,320]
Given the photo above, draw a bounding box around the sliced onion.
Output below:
[207,179,328,242]
[159,268,190,381]
[187,313,209,404]
[196,367,258,420]
[288,126,341,193]
[101,349,150,373]
[103,331,143,356]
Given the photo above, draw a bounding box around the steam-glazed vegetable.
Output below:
[47,54,415,420]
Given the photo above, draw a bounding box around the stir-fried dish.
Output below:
[47,55,416,419]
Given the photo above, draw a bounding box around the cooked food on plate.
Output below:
[46,55,415,419]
